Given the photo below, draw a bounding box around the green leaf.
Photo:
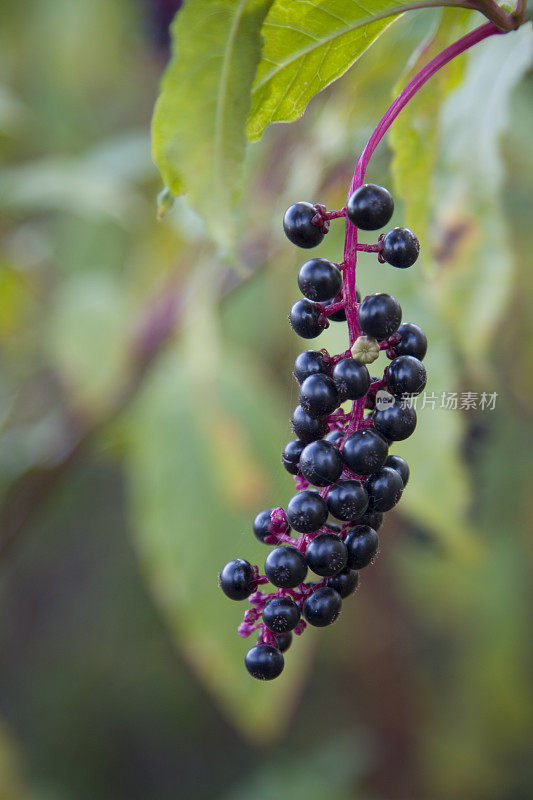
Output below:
[152,0,273,249]
[247,0,412,141]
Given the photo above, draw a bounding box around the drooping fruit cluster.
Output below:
[219,183,427,680]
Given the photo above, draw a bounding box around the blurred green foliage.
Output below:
[0,1,532,799]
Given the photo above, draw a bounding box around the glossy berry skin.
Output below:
[283,201,325,248]
[306,532,348,576]
[358,293,402,341]
[373,400,417,441]
[342,429,388,475]
[346,183,394,230]
[291,405,328,443]
[324,429,343,446]
[298,258,342,302]
[289,299,325,339]
[293,350,329,384]
[354,509,384,531]
[262,597,301,633]
[219,559,257,600]
[325,292,347,322]
[326,567,359,598]
[382,227,419,268]
[385,454,409,486]
[303,586,342,627]
[393,322,427,361]
[286,490,328,533]
[253,508,275,543]
[282,439,306,475]
[299,440,343,487]
[327,479,369,521]
[345,525,379,569]
[332,358,370,401]
[264,546,308,588]
[245,644,284,680]
[299,374,339,418]
[387,355,427,397]
[275,632,293,653]
[365,466,404,511]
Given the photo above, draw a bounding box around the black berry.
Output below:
[324,429,343,446]
[291,405,328,442]
[298,258,342,302]
[386,355,426,396]
[382,227,419,268]
[283,202,325,248]
[345,525,379,569]
[264,546,308,588]
[325,292,347,322]
[393,322,427,360]
[342,428,388,475]
[303,586,342,626]
[332,358,370,401]
[358,293,402,341]
[262,597,301,633]
[354,509,384,530]
[326,567,359,598]
[385,454,410,486]
[253,508,275,543]
[282,439,306,475]
[275,632,293,653]
[373,399,417,440]
[299,374,339,418]
[346,183,394,230]
[219,559,257,600]
[299,440,343,487]
[285,490,328,533]
[289,299,326,339]
[293,350,329,384]
[245,644,284,680]
[327,479,369,521]
[365,465,404,511]
[306,532,348,576]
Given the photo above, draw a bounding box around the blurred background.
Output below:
[0,1,532,798]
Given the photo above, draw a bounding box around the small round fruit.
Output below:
[384,454,410,486]
[346,183,394,230]
[324,429,343,446]
[345,525,379,569]
[299,440,343,487]
[219,559,257,600]
[285,490,328,533]
[342,429,388,475]
[298,258,342,302]
[354,509,384,531]
[365,466,404,511]
[382,226,419,268]
[325,292,347,322]
[326,567,359,598]
[303,586,342,627]
[394,322,427,361]
[282,439,306,475]
[264,546,308,588]
[387,355,426,396]
[245,644,284,680]
[275,632,293,653]
[299,373,339,418]
[262,597,301,633]
[358,293,402,341]
[289,299,325,339]
[291,405,328,442]
[293,350,329,384]
[283,201,324,248]
[327,479,369,521]
[306,532,348,576]
[373,400,417,441]
[332,358,370,401]
[253,508,275,543]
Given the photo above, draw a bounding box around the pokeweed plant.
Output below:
[152,0,530,680]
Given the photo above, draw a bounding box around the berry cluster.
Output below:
[219,184,427,680]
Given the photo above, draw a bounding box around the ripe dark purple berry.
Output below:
[285,490,328,533]
[382,226,419,268]
[289,299,326,339]
[386,355,426,396]
[326,567,359,598]
[345,525,379,569]
[299,374,339,418]
[306,532,348,576]
[245,643,284,680]
[291,404,328,442]
[283,201,325,248]
[327,479,369,521]
[384,454,410,486]
[264,546,308,588]
[299,440,343,487]
[325,292,347,322]
[365,465,404,511]
[354,509,384,530]
[275,632,293,653]
[332,357,370,401]
[282,439,306,475]
[373,399,417,441]
[293,350,329,384]
[393,322,427,360]
[346,183,394,230]
[262,597,301,633]
[324,429,343,446]
[303,586,342,626]
[219,559,257,600]
[253,508,276,543]
[358,293,402,341]
[342,429,388,475]
[298,258,342,302]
